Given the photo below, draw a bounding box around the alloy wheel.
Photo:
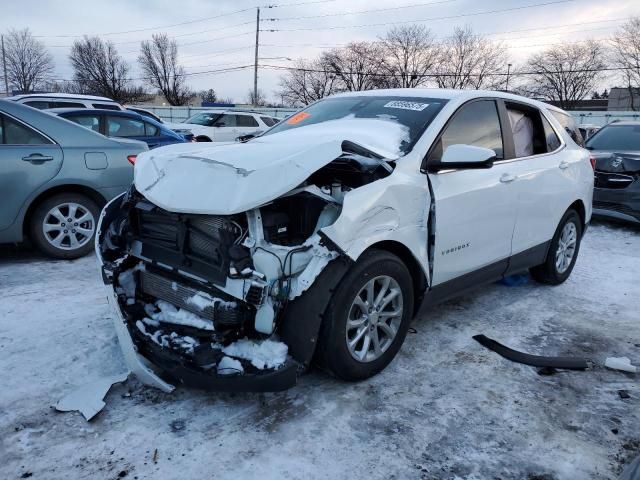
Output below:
[42,202,96,251]
[555,222,577,274]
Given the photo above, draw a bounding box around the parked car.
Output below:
[7,93,123,110]
[97,89,593,393]
[50,108,190,149]
[586,121,640,223]
[0,99,147,259]
[165,110,279,142]
[125,106,163,123]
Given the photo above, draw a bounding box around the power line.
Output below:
[265,0,578,32]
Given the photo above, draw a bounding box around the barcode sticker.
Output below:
[383,101,429,111]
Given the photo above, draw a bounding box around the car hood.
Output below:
[134,117,408,215]
[592,151,640,173]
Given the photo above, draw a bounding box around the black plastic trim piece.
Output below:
[473,334,589,370]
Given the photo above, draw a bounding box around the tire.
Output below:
[195,136,212,142]
[530,209,582,285]
[316,249,414,381]
[30,193,100,259]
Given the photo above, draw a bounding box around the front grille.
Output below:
[594,171,635,189]
[140,269,247,327]
[133,202,242,285]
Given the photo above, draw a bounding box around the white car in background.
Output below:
[165,110,279,142]
[97,89,594,392]
[7,93,124,110]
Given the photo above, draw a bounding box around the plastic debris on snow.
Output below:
[54,373,129,421]
[222,338,288,370]
[186,293,237,312]
[149,300,214,330]
[604,357,638,373]
[217,356,244,375]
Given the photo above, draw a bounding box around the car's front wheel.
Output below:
[530,208,583,285]
[316,249,414,381]
[30,193,100,259]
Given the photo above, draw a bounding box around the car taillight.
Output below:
[127,155,137,165]
[589,155,596,171]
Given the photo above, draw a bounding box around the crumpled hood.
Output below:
[593,151,640,173]
[134,118,407,215]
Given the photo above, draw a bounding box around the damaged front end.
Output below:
[96,143,394,392]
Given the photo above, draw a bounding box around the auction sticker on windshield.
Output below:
[286,112,311,124]
[384,101,429,111]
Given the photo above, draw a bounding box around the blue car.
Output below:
[49,108,191,148]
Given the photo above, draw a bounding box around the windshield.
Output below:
[586,124,640,151]
[262,96,448,155]
[184,112,221,126]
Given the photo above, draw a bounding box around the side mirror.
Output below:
[430,144,497,172]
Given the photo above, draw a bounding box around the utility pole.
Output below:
[505,63,512,92]
[1,35,9,96]
[253,7,260,106]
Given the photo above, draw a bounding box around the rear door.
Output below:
[211,114,240,141]
[427,99,518,286]
[0,113,63,230]
[235,114,261,137]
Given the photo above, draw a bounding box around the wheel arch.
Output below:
[22,184,107,237]
[362,240,428,315]
[568,199,586,230]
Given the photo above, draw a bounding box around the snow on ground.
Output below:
[0,220,639,480]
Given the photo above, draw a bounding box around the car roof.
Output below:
[7,92,118,102]
[48,107,145,117]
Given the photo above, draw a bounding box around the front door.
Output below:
[0,113,63,231]
[427,99,518,286]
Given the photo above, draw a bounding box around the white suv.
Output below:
[97,89,593,392]
[7,93,123,110]
[166,110,278,142]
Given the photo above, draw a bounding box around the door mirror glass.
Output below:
[439,144,497,168]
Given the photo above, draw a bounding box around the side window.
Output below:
[144,122,159,136]
[52,101,86,108]
[93,103,121,110]
[260,116,275,127]
[430,100,503,162]
[23,101,51,109]
[215,114,237,127]
[0,114,52,145]
[237,115,259,127]
[64,114,101,133]
[550,110,584,147]
[505,104,553,157]
[106,116,145,137]
[541,115,561,152]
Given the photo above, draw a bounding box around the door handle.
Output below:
[22,153,54,163]
[559,161,570,170]
[500,173,517,183]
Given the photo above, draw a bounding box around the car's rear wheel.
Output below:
[316,249,414,381]
[530,209,582,285]
[30,193,100,259]
[195,135,212,142]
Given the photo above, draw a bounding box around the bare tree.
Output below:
[3,28,54,93]
[278,58,339,106]
[611,17,640,110]
[199,88,217,103]
[138,34,194,106]
[322,42,391,91]
[69,36,148,104]
[434,26,507,90]
[523,40,606,109]
[245,88,267,106]
[379,25,439,88]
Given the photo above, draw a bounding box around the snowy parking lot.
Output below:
[0,219,638,480]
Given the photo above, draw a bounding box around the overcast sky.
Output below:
[1,0,638,102]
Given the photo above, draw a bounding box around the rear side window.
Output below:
[0,114,52,145]
[23,100,50,109]
[216,114,237,127]
[106,116,145,137]
[93,103,121,110]
[505,103,559,157]
[52,101,85,108]
[260,116,277,127]
[144,122,159,136]
[430,99,504,162]
[237,115,259,127]
[550,110,584,147]
[64,114,101,133]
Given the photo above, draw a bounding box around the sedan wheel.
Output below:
[42,202,96,251]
